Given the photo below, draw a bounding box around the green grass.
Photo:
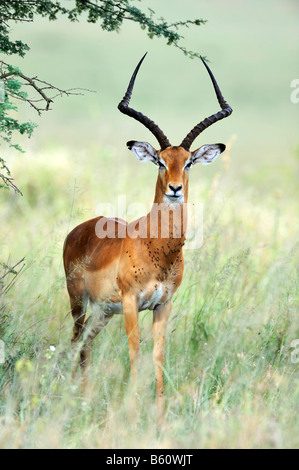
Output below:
[0,0,299,449]
[1,144,298,448]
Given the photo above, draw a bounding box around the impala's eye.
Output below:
[158,161,166,170]
[184,161,192,170]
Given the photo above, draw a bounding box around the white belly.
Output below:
[88,282,171,319]
[138,285,164,311]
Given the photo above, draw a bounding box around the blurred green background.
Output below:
[0,0,299,449]
[6,0,299,169]
[2,0,298,263]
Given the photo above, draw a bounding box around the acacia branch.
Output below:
[1,60,92,116]
[0,59,93,195]
[0,173,23,195]
[1,16,34,22]
[81,0,204,58]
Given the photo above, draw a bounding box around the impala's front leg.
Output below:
[123,294,140,382]
[153,300,172,425]
[123,294,140,424]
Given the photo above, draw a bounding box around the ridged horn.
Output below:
[180,56,232,151]
[118,53,171,150]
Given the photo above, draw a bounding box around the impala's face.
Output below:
[127,141,226,204]
[156,146,190,204]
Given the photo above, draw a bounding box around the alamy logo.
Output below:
[94,197,203,249]
[290,79,299,104]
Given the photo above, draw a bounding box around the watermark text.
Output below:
[290,79,299,104]
[94,197,203,249]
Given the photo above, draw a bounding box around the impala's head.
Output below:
[118,53,232,204]
[125,142,225,204]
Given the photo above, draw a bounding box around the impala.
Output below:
[63,53,232,423]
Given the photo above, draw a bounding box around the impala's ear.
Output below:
[127,141,158,164]
[191,143,226,165]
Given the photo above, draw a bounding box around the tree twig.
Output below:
[1,60,94,116]
[0,173,23,196]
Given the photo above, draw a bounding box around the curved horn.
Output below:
[180,56,233,151]
[118,53,171,151]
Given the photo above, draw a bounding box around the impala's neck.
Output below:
[145,177,188,261]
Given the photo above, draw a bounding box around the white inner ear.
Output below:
[192,144,223,165]
[130,142,158,163]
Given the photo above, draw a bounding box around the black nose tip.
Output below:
[169,184,182,193]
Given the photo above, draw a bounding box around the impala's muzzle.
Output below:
[168,184,183,196]
[165,184,184,202]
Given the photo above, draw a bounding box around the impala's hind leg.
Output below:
[79,310,113,391]
[67,284,88,378]
[70,292,88,345]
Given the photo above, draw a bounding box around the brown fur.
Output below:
[63,146,191,423]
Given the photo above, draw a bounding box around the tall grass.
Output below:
[0,0,298,449]
[0,142,298,448]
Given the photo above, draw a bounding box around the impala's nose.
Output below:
[168,184,183,195]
